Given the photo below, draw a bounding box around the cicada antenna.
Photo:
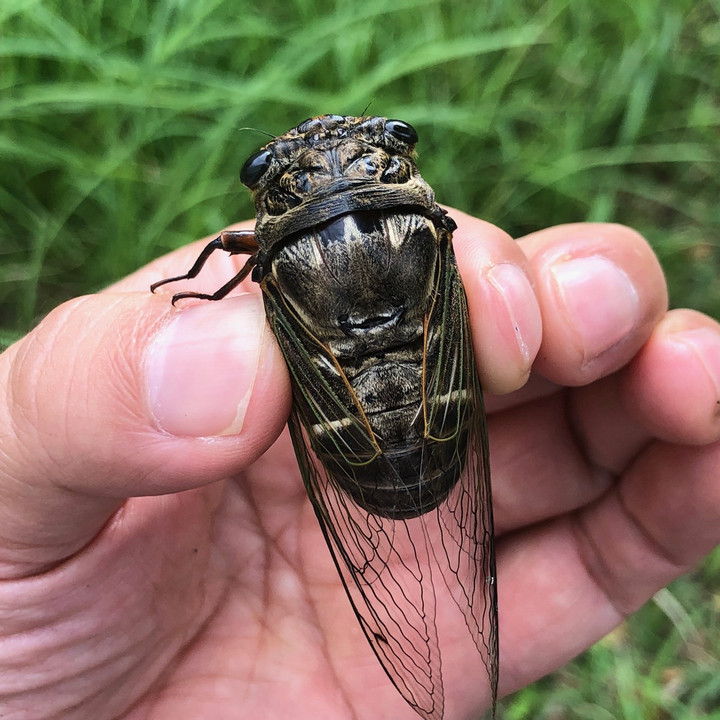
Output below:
[237,127,277,139]
[358,100,375,118]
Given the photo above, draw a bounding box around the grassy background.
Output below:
[1,0,719,716]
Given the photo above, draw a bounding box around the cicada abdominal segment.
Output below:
[152,115,498,720]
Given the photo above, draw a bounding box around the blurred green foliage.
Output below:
[1,0,719,716]
[1,0,719,341]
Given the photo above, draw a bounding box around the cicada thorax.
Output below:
[258,207,473,519]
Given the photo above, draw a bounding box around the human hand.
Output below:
[1,213,718,720]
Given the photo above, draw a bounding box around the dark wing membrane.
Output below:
[422,230,499,714]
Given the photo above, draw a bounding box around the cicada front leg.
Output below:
[150,229,259,304]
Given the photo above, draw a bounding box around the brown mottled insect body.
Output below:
[262,208,463,519]
[151,115,498,720]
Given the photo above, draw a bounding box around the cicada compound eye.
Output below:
[240,149,273,188]
[385,120,418,145]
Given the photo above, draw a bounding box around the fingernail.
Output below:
[146,294,266,436]
[486,263,542,372]
[551,255,640,363]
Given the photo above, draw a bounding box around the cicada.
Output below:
[151,115,498,720]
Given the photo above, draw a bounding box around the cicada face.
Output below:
[151,115,498,720]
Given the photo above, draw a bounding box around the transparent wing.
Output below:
[289,412,446,719]
[423,233,499,713]
[262,232,497,720]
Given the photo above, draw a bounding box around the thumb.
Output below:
[0,290,289,578]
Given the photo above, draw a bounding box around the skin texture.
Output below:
[1,212,719,719]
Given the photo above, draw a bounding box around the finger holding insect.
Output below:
[0,290,290,578]
[484,221,669,414]
[449,208,543,396]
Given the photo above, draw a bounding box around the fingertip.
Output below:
[449,209,542,394]
[519,223,668,386]
[7,292,291,496]
[146,292,288,439]
[622,309,720,445]
[479,262,543,393]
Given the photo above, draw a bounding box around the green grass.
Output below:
[504,566,720,719]
[1,0,719,716]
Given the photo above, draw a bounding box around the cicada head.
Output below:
[240,115,437,250]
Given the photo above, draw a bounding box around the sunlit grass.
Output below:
[1,0,719,716]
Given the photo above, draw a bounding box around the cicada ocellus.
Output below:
[151,115,498,720]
